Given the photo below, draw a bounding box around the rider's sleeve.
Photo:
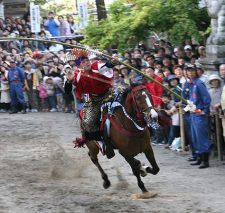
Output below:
[91,61,113,79]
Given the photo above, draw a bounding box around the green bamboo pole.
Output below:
[0,37,187,103]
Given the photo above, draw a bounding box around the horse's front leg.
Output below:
[144,145,160,175]
[122,154,148,193]
[86,140,111,189]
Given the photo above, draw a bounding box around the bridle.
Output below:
[130,85,160,130]
[131,85,153,114]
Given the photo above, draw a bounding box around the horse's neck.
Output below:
[124,93,136,118]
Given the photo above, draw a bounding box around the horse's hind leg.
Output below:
[122,154,148,193]
[86,141,111,189]
[144,145,160,175]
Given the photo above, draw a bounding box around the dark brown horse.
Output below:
[84,84,160,194]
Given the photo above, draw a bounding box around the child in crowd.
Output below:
[0,65,11,112]
[53,77,64,112]
[160,92,173,145]
[38,79,48,112]
[164,75,182,148]
[45,77,57,112]
[24,61,39,112]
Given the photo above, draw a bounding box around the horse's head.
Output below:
[126,85,158,127]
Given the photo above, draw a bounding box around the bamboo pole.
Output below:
[0,37,188,103]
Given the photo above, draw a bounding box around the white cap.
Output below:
[184,45,192,50]
[174,47,179,52]
[208,74,221,84]
[64,64,72,69]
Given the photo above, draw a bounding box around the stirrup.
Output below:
[73,137,86,148]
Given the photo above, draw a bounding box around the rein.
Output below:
[101,101,145,131]
[130,85,150,120]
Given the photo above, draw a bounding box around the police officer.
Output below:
[8,60,26,114]
[183,64,211,169]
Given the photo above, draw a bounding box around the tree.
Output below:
[30,0,47,5]
[84,0,210,52]
[96,0,107,20]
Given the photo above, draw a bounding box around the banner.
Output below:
[0,2,4,20]
[30,3,40,33]
[77,0,88,29]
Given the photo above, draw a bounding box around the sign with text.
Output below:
[30,3,40,33]
[77,0,88,29]
[0,3,4,19]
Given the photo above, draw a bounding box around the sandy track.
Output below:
[0,113,225,213]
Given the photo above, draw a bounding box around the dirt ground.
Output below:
[0,113,225,213]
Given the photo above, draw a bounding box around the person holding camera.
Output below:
[44,12,60,37]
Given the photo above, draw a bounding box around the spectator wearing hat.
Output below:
[208,74,223,148]
[53,76,64,112]
[173,47,184,59]
[208,74,222,113]
[7,60,27,114]
[184,45,193,62]
[183,65,211,169]
[119,65,132,85]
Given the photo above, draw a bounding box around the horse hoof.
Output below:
[103,180,111,189]
[152,167,160,175]
[146,167,159,175]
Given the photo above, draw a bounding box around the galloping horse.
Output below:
[84,84,160,194]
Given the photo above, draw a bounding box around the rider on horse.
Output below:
[64,49,117,158]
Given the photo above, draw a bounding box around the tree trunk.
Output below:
[95,0,107,20]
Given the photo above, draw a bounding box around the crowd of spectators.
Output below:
[0,11,81,113]
[0,12,225,161]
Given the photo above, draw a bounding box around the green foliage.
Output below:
[84,0,210,51]
[30,0,76,16]
[29,0,47,5]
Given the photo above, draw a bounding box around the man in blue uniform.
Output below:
[183,64,211,169]
[8,60,26,114]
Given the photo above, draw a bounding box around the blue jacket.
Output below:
[45,19,60,37]
[182,78,211,114]
[8,66,25,84]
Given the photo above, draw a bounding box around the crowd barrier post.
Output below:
[216,112,224,161]
[179,107,186,152]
